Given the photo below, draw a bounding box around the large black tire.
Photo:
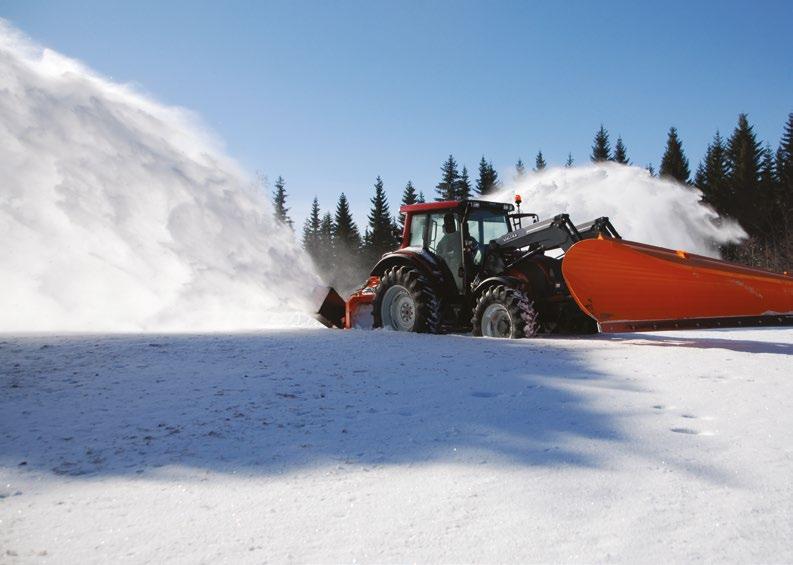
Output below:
[373,266,442,333]
[471,285,539,339]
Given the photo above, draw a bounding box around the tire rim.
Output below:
[381,285,416,331]
[481,303,512,338]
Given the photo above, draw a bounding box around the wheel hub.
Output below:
[381,285,416,331]
[399,300,414,323]
[481,303,512,338]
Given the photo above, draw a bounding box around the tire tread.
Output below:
[471,284,539,338]
[373,266,442,333]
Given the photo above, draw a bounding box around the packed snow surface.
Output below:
[497,164,746,257]
[2,328,792,563]
[0,22,321,333]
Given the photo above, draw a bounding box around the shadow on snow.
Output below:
[601,331,793,356]
[0,330,732,482]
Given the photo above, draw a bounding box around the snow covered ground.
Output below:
[1,327,792,563]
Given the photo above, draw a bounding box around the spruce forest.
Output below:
[271,113,793,292]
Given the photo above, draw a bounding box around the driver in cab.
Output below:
[435,213,482,272]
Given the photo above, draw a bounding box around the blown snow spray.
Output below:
[495,163,746,257]
[0,21,323,332]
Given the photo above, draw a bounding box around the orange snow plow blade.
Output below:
[562,238,793,333]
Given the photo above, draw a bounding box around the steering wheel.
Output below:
[464,236,479,254]
[464,236,484,266]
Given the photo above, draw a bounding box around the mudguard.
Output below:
[473,275,528,297]
[562,238,793,332]
[370,248,458,297]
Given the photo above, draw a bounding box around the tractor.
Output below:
[317,198,793,338]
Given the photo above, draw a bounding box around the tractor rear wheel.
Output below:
[373,266,442,333]
[472,285,539,339]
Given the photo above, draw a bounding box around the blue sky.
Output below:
[3,0,792,227]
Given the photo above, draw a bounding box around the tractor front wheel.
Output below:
[472,285,539,339]
[373,266,442,333]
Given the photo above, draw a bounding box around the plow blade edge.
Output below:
[562,239,793,333]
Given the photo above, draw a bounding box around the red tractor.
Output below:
[317,198,793,338]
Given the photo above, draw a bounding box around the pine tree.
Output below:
[457,166,472,200]
[646,163,656,176]
[591,125,611,162]
[365,176,395,259]
[613,136,629,164]
[317,211,335,273]
[489,162,500,191]
[272,176,293,228]
[565,153,574,168]
[399,180,419,228]
[333,193,361,254]
[302,197,321,260]
[391,217,402,246]
[362,228,372,252]
[401,180,418,206]
[759,144,778,234]
[776,113,793,225]
[726,114,764,236]
[534,150,546,171]
[417,191,426,203]
[694,131,730,214]
[659,127,691,183]
[514,158,527,182]
[435,155,460,200]
[476,156,500,195]
[476,157,489,195]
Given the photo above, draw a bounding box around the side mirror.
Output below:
[443,213,456,234]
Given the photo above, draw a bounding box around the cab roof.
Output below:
[399,199,514,214]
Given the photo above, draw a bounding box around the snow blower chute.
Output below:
[315,198,793,337]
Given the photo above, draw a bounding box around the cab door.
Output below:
[426,212,463,292]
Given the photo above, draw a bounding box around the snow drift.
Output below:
[0,22,321,332]
[497,164,746,256]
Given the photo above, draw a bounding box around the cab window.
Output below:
[427,213,460,254]
[466,209,510,245]
[408,214,427,247]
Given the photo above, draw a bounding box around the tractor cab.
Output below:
[400,199,516,296]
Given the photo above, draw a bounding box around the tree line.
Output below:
[271,111,793,287]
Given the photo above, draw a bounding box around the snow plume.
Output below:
[0,22,322,332]
[496,163,746,256]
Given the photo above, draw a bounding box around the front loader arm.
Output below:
[495,213,619,253]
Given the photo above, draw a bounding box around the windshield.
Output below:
[465,208,510,244]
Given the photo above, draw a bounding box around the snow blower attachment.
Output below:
[315,278,379,330]
[315,287,346,329]
[315,198,793,337]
